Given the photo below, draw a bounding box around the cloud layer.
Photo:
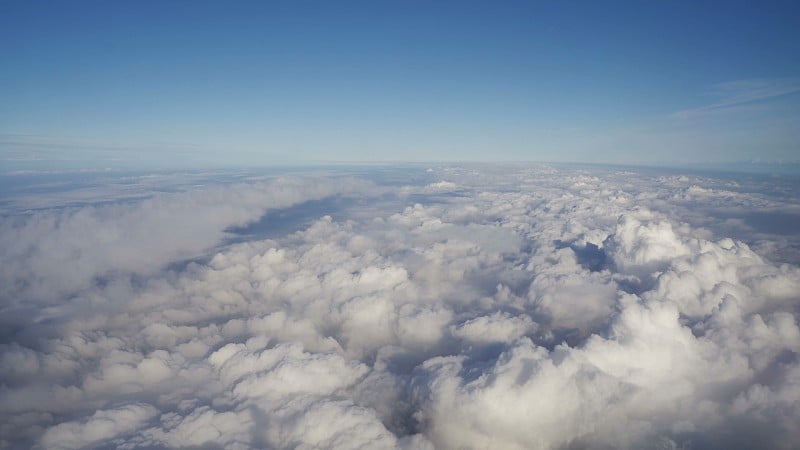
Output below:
[1,165,799,449]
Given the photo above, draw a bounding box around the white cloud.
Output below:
[1,165,799,449]
[0,176,377,307]
[39,403,158,450]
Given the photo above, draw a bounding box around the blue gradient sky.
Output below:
[1,0,799,168]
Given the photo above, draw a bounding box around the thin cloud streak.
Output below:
[672,78,800,119]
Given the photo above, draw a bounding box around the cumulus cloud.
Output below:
[1,165,799,449]
[0,176,376,307]
[40,403,158,450]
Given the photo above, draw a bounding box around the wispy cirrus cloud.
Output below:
[672,78,800,119]
[0,133,209,160]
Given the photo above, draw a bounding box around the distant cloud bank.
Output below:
[1,165,799,449]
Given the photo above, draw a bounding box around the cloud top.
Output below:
[1,165,799,449]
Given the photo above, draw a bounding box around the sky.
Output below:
[1,0,799,168]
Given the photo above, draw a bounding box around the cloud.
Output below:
[39,403,158,450]
[1,165,799,449]
[0,176,377,308]
[672,78,800,119]
[0,133,216,168]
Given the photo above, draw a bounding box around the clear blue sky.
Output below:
[1,0,799,168]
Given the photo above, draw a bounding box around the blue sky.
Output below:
[1,0,799,168]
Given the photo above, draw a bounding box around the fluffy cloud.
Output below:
[0,176,376,307]
[39,404,158,450]
[1,165,798,449]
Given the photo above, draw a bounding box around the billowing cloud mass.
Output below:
[1,165,799,449]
